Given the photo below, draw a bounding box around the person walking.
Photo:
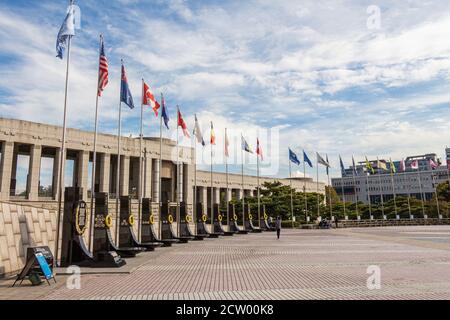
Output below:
[275,216,282,239]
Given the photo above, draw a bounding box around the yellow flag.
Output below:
[365,156,375,174]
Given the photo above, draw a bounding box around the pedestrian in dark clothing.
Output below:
[275,216,282,239]
[335,217,339,229]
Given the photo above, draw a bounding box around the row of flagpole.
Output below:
[52,1,450,263]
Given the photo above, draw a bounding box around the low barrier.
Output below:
[338,218,450,228]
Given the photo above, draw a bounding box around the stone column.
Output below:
[0,141,14,200]
[177,163,183,202]
[199,186,207,214]
[170,164,176,202]
[183,163,194,205]
[143,154,152,199]
[27,144,42,200]
[99,153,110,193]
[226,188,232,202]
[52,147,62,200]
[213,187,220,204]
[152,159,160,202]
[120,155,130,196]
[236,188,243,200]
[77,150,90,200]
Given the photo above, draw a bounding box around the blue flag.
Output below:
[339,155,346,176]
[161,94,169,129]
[289,148,300,165]
[56,5,76,59]
[241,136,253,153]
[120,64,134,109]
[303,150,313,168]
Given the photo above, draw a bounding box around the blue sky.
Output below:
[1,0,450,184]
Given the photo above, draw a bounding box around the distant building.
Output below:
[332,152,449,204]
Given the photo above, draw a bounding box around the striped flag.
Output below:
[289,148,300,166]
[97,36,108,96]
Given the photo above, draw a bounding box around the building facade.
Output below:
[0,118,324,211]
[332,152,450,204]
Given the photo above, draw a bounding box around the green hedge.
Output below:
[280,221,301,228]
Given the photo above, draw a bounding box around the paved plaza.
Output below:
[2,226,450,300]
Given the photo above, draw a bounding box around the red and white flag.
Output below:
[210,122,216,145]
[142,81,160,116]
[410,160,419,170]
[256,138,263,161]
[97,36,108,96]
[177,108,190,138]
[429,159,438,169]
[447,160,450,171]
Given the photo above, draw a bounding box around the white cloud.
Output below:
[1,0,450,182]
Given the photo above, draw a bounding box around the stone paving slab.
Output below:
[1,226,450,300]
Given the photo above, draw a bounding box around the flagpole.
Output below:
[225,128,229,229]
[241,134,245,228]
[351,156,359,219]
[289,158,294,228]
[340,170,346,218]
[390,172,397,217]
[193,117,197,234]
[303,156,308,222]
[138,78,144,240]
[54,35,72,265]
[316,155,320,219]
[446,155,450,217]
[257,139,260,227]
[176,106,180,236]
[327,169,332,220]
[390,159,398,217]
[431,167,440,218]
[158,93,163,239]
[417,169,425,217]
[210,122,214,231]
[115,62,124,244]
[377,158,385,218]
[88,34,102,252]
[366,172,372,219]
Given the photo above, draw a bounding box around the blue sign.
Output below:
[35,253,53,280]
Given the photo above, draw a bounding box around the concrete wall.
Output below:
[0,200,190,277]
[0,202,57,277]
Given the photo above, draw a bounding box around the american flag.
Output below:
[97,36,108,96]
